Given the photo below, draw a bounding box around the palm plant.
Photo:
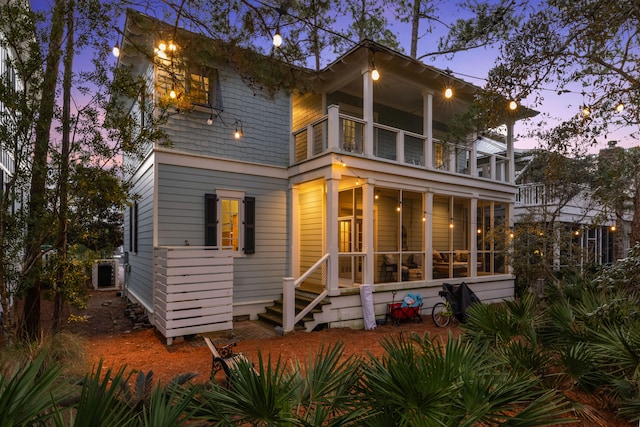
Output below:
[194,352,299,425]
[0,353,72,427]
[137,380,201,427]
[61,361,135,427]
[360,332,574,426]
[289,341,368,426]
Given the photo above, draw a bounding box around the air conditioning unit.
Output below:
[92,259,119,290]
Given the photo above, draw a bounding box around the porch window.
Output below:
[477,201,508,274]
[204,191,255,253]
[433,195,471,279]
[338,188,363,284]
[374,188,424,283]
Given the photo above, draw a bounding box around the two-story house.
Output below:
[119,9,536,344]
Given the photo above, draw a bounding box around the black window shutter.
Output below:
[244,197,255,254]
[205,193,217,246]
[133,202,138,253]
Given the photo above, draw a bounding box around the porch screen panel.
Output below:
[494,203,507,273]
[295,130,308,162]
[374,188,400,283]
[312,121,327,156]
[402,191,424,280]
[404,135,424,166]
[375,128,396,160]
[299,185,324,285]
[432,195,451,278]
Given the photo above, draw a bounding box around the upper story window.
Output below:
[186,66,222,110]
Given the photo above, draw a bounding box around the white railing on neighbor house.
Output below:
[282,253,330,333]
[516,183,546,207]
[153,247,234,345]
[291,105,511,183]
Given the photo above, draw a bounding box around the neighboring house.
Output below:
[0,4,22,322]
[119,9,536,344]
[514,142,632,269]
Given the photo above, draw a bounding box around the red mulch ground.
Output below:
[51,290,635,426]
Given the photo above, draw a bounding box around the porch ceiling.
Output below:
[317,42,479,122]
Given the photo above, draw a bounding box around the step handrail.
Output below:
[282,253,330,332]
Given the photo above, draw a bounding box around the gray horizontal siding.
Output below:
[157,163,289,305]
[126,163,155,309]
[162,65,291,168]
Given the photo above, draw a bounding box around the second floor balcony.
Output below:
[291,105,512,183]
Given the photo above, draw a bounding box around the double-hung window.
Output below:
[205,190,255,254]
[187,66,222,110]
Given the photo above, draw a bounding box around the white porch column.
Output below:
[326,175,340,295]
[363,180,375,284]
[290,184,300,277]
[425,191,434,280]
[423,91,433,168]
[327,104,340,150]
[506,119,515,183]
[470,197,478,276]
[363,71,374,157]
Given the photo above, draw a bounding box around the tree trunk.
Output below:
[20,0,66,341]
[410,0,420,58]
[53,0,75,334]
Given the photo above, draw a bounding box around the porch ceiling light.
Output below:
[444,87,453,99]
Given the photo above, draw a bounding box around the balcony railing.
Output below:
[291,105,512,183]
[516,183,546,207]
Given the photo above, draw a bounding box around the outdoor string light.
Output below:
[112,43,120,57]
[273,29,283,47]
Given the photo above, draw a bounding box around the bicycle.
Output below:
[431,290,454,327]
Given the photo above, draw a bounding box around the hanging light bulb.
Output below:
[169,88,177,99]
[444,87,453,99]
[112,43,120,58]
[371,67,380,81]
[168,42,176,52]
[616,102,625,113]
[610,225,616,232]
[508,100,518,111]
[581,106,591,117]
[207,115,213,125]
[273,31,283,47]
[158,42,166,51]
[234,120,243,139]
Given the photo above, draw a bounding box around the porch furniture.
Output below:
[433,250,482,278]
[204,337,256,385]
[380,254,409,282]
